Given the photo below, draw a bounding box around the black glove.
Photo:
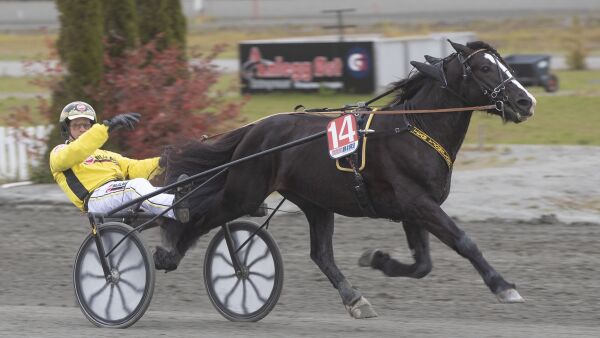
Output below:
[103,113,141,133]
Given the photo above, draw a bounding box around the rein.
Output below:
[296,104,497,116]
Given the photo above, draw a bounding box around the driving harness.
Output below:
[328,48,513,218]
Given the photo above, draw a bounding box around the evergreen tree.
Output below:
[104,0,139,58]
[54,0,104,109]
[33,0,105,182]
[137,0,186,50]
[164,0,187,50]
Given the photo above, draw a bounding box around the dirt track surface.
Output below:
[1,203,599,337]
[1,144,600,337]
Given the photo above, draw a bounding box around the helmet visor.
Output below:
[67,114,95,121]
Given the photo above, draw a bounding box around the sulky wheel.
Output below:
[204,220,284,322]
[73,222,155,328]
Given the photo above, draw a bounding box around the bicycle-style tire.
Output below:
[73,222,155,328]
[204,220,284,322]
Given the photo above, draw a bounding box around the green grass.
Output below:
[0,33,54,61]
[2,68,600,145]
[0,97,43,124]
[0,76,49,93]
[466,96,600,145]
[235,70,600,145]
[238,90,600,146]
[464,69,600,145]
[241,92,366,122]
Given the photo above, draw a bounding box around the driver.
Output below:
[49,101,189,222]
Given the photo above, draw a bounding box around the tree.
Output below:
[566,16,587,70]
[12,0,238,182]
[94,40,244,158]
[137,0,186,51]
[30,0,105,182]
[54,0,104,109]
[104,0,139,58]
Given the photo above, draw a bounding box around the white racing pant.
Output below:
[87,178,176,219]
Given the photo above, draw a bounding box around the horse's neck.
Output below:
[404,85,473,160]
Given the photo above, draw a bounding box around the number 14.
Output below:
[328,115,356,148]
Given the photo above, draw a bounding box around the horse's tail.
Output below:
[165,125,254,217]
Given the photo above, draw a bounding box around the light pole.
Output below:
[322,8,356,42]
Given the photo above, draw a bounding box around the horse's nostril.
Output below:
[517,99,531,109]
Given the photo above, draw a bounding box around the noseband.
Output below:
[456,49,516,119]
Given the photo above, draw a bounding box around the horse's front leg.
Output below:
[409,198,524,303]
[286,192,378,319]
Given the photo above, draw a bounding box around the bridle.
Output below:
[455,48,516,121]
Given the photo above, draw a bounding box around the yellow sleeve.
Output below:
[116,155,163,180]
[49,124,109,172]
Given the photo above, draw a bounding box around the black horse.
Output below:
[157,40,536,318]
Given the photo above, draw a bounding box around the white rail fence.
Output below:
[0,125,53,182]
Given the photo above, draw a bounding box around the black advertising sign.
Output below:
[239,41,375,93]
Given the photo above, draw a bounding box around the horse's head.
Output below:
[413,40,536,123]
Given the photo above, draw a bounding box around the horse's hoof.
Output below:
[358,249,381,267]
[496,288,525,303]
[153,246,179,272]
[345,296,378,319]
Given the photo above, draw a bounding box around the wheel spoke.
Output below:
[119,260,145,274]
[105,284,115,319]
[87,282,109,306]
[114,240,134,269]
[247,247,270,268]
[88,247,101,265]
[116,284,132,313]
[223,278,241,307]
[247,278,269,303]
[248,271,275,281]
[104,234,116,266]
[241,280,248,314]
[120,278,145,293]
[211,273,237,284]
[214,252,234,267]
[80,271,105,280]
[242,236,257,265]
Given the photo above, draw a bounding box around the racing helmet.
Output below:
[59,101,96,138]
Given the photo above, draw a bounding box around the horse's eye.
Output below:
[480,65,491,72]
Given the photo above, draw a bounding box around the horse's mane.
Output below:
[384,40,508,109]
[382,72,429,109]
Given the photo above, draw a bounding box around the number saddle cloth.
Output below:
[335,113,374,172]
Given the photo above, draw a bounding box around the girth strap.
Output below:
[346,157,378,218]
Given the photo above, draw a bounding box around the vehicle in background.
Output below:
[505,54,559,93]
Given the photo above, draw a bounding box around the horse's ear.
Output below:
[448,39,473,55]
[424,55,442,64]
[410,61,445,84]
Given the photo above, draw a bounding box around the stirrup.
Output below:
[174,174,191,223]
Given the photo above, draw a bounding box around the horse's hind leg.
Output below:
[359,221,432,278]
[284,193,377,319]
[154,219,208,272]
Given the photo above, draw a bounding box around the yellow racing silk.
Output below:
[49,124,163,210]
